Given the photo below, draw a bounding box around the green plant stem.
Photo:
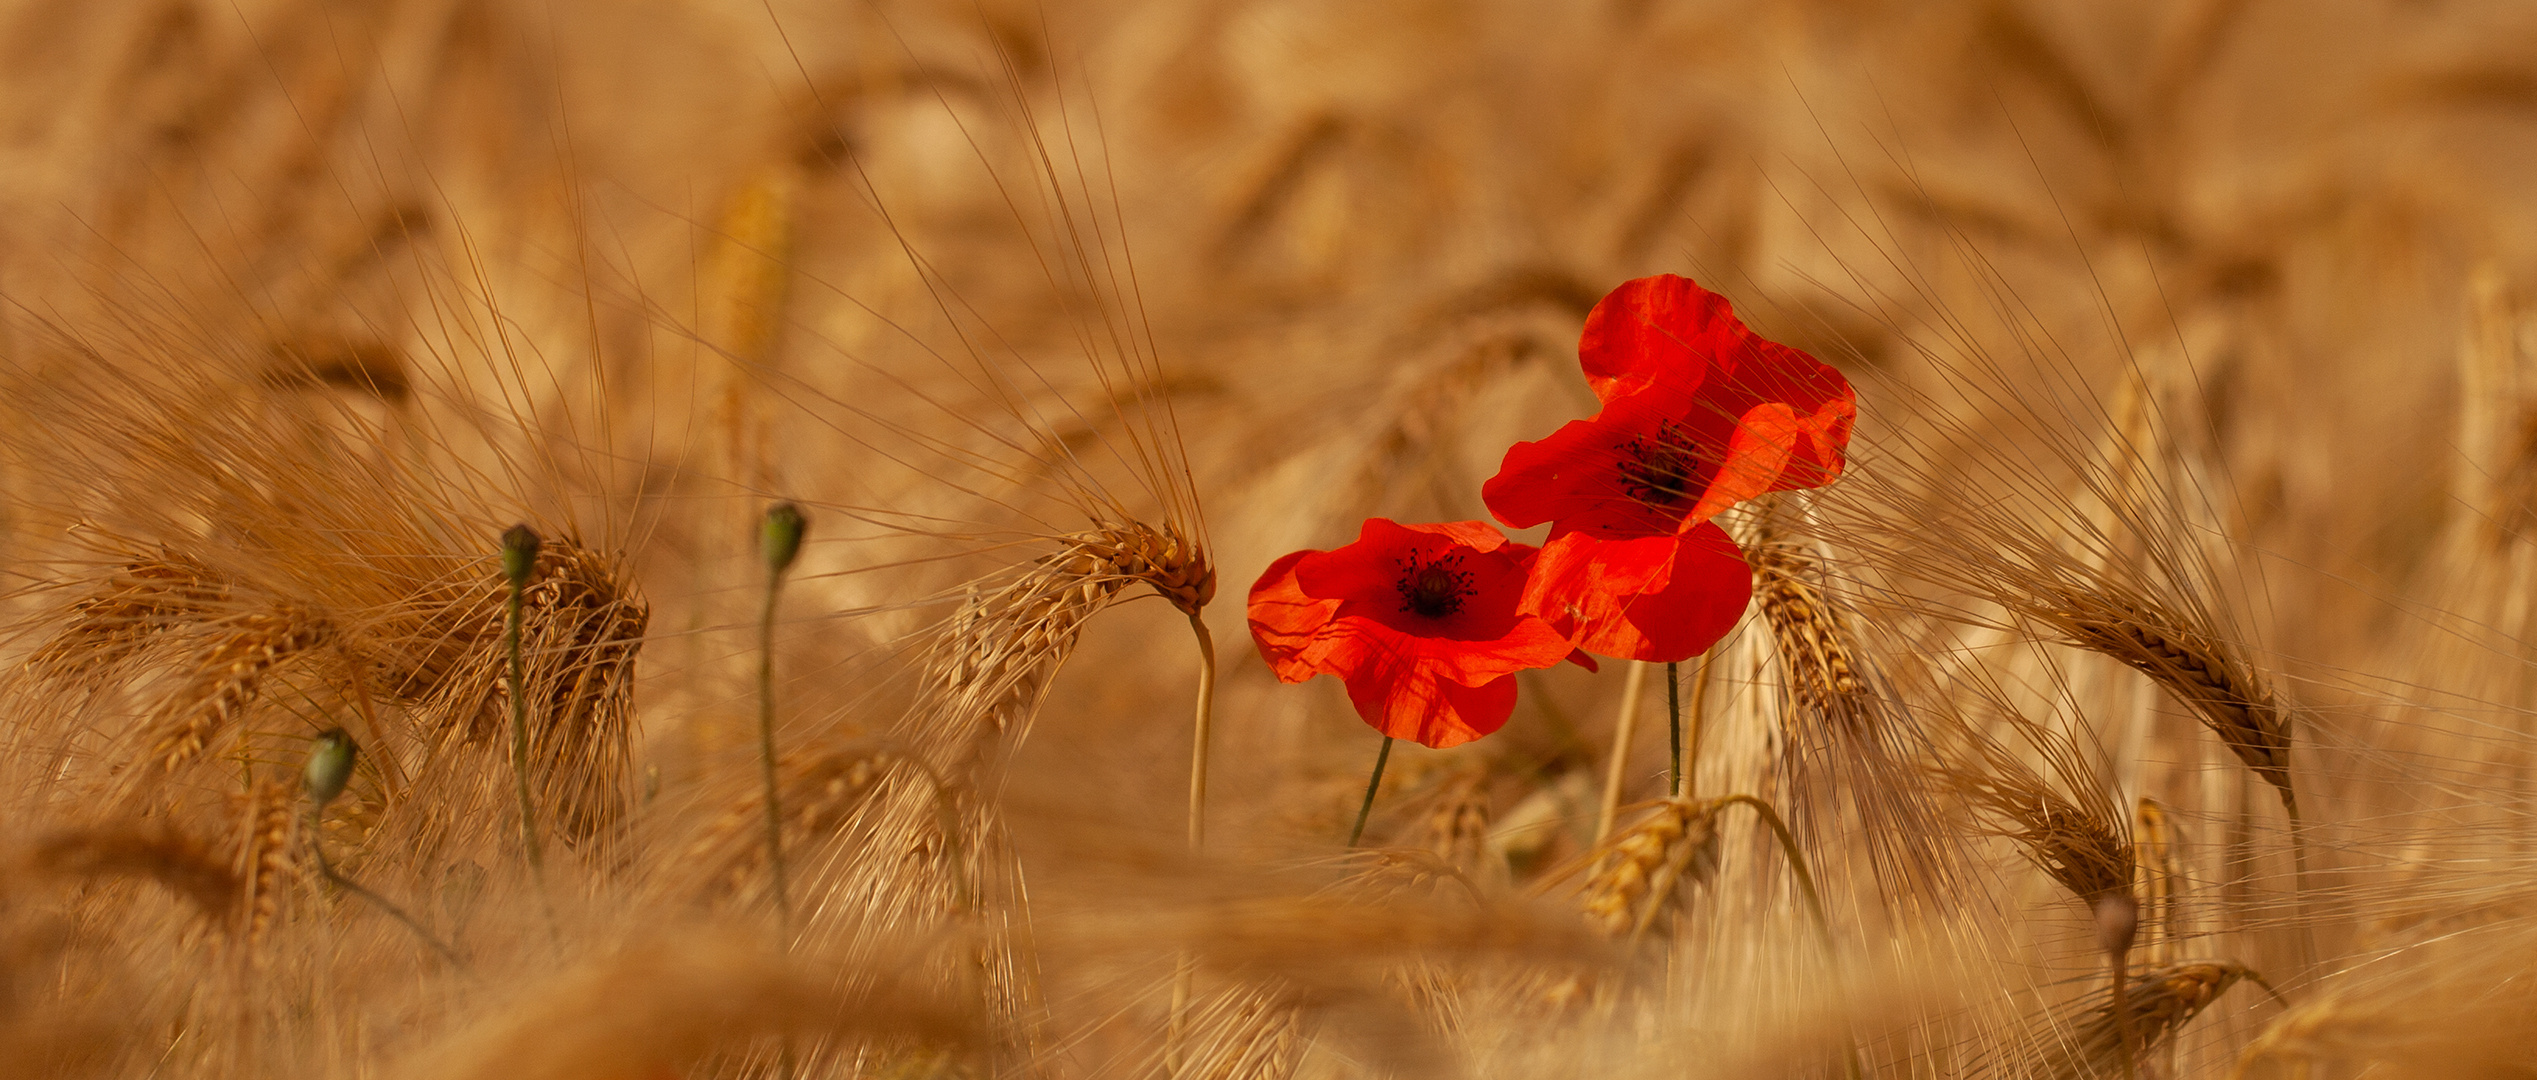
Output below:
[1347,736,1395,847]
[307,807,463,968]
[506,577,544,880]
[1666,661,1682,796]
[759,563,792,931]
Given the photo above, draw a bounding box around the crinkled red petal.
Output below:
[1246,548,1334,684]
[1579,274,1745,404]
[1525,522,1752,663]
[1342,662,1520,749]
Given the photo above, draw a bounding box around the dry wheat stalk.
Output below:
[686,742,920,906]
[1953,771,2134,908]
[1746,513,1972,917]
[1168,983,1304,1080]
[714,519,1204,1066]
[914,521,1210,758]
[2135,797,2181,966]
[1751,540,1866,715]
[1316,848,1484,907]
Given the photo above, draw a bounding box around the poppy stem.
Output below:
[1347,736,1395,847]
[1666,661,1681,797]
[306,804,465,969]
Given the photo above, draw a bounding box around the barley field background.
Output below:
[3,1,2536,1077]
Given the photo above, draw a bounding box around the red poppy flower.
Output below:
[1482,274,1855,662]
[1248,519,1576,749]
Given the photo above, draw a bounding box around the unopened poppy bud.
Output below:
[500,524,541,588]
[305,727,358,808]
[761,502,806,576]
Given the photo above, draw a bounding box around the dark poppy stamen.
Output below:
[1617,419,1704,507]
[1395,551,1474,619]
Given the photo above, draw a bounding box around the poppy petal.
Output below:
[1528,522,1752,663]
[1296,519,1534,640]
[1481,384,1735,537]
[1343,663,1519,749]
[1246,549,1333,684]
[1579,274,1738,403]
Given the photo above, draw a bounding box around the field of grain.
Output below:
[4,1,2537,1077]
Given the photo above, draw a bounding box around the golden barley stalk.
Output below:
[1594,659,1653,846]
[2135,797,2181,966]
[1581,796,1712,939]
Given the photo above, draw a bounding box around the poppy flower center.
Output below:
[1394,552,1474,619]
[1616,420,1704,508]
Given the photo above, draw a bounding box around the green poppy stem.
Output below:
[1347,736,1395,847]
[1666,661,1682,796]
[308,807,464,967]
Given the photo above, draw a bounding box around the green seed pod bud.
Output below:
[761,502,807,576]
[500,523,542,588]
[305,727,358,808]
